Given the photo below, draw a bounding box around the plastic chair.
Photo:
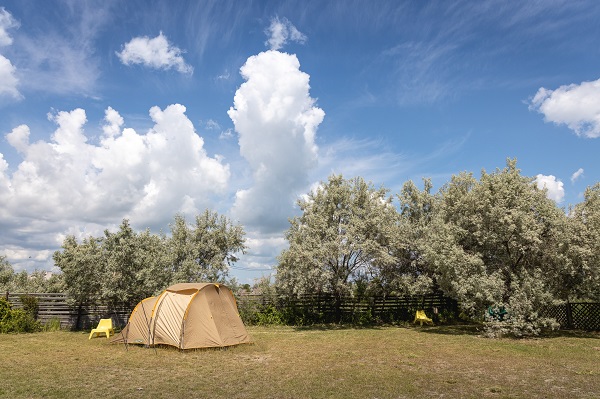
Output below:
[88,318,114,339]
[413,310,433,326]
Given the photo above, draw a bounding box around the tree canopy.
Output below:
[53,211,245,308]
[277,160,599,336]
[276,175,397,307]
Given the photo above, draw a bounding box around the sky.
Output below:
[1,0,600,284]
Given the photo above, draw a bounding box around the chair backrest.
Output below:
[97,318,112,329]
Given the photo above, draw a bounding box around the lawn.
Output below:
[0,325,598,399]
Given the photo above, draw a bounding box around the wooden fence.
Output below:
[5,291,600,331]
[237,292,460,324]
[5,292,131,330]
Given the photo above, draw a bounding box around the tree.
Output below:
[0,256,14,292]
[166,211,246,284]
[564,183,600,301]
[100,219,167,308]
[276,175,397,316]
[424,159,568,336]
[53,235,104,328]
[373,178,437,296]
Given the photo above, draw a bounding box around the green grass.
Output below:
[1,325,598,398]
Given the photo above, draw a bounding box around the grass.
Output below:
[0,325,599,399]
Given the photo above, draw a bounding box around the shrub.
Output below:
[255,305,284,326]
[44,317,62,332]
[19,295,39,318]
[0,298,42,333]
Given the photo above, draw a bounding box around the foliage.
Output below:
[53,235,104,307]
[53,210,245,309]
[19,295,39,318]
[254,304,285,326]
[0,298,42,333]
[0,256,65,293]
[43,317,62,332]
[0,256,13,291]
[277,175,397,315]
[167,211,246,284]
[424,159,568,337]
[100,220,170,308]
[564,183,600,301]
[373,178,436,296]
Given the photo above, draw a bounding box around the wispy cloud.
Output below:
[265,16,306,51]
[0,7,19,47]
[571,168,584,183]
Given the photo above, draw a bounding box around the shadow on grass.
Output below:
[292,323,385,332]
[287,322,600,339]
[417,324,600,339]
[414,324,482,336]
[539,329,600,340]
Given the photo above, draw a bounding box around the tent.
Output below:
[110,283,251,349]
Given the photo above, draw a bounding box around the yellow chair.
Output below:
[88,318,114,339]
[413,310,433,326]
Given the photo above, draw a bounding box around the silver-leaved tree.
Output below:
[276,175,397,319]
[54,210,245,310]
[424,159,569,337]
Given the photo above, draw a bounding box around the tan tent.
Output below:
[110,283,251,349]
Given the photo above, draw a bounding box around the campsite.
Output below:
[1,325,598,399]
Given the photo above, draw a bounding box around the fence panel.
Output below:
[5,293,132,330]
[540,302,600,331]
[237,292,459,324]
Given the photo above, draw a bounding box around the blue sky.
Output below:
[1,0,600,284]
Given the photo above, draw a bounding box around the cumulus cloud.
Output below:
[0,54,20,99]
[571,168,584,183]
[535,174,564,203]
[0,104,229,271]
[265,17,306,51]
[117,32,193,74]
[228,50,324,232]
[530,78,600,138]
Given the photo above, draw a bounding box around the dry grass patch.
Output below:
[0,326,598,398]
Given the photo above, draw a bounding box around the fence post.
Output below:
[4,291,8,301]
[566,302,573,329]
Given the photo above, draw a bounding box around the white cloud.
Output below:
[205,119,220,130]
[571,168,584,184]
[265,17,306,51]
[535,174,564,203]
[0,54,20,99]
[117,32,193,74]
[102,106,124,138]
[228,50,324,232]
[216,70,230,80]
[6,2,112,97]
[0,8,20,99]
[0,7,19,47]
[530,78,600,138]
[1,104,229,271]
[219,128,233,140]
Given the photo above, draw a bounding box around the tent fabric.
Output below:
[110,283,251,349]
